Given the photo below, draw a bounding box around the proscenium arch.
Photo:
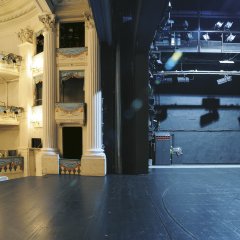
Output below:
[89,0,168,174]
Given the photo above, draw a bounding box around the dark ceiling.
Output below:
[150,0,240,72]
[171,0,240,12]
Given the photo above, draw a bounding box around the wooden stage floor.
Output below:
[1,168,240,240]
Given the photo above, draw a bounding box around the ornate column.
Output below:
[38,14,59,175]
[81,15,106,176]
[18,27,34,177]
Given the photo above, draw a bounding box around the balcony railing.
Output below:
[55,103,86,125]
[0,51,22,80]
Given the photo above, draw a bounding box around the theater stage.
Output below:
[1,168,240,240]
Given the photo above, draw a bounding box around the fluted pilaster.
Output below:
[39,14,57,151]
[86,24,104,155]
[18,27,34,176]
[81,16,106,176]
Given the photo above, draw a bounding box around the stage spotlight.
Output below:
[170,33,176,46]
[215,21,224,29]
[224,21,233,29]
[203,33,210,41]
[176,34,181,46]
[226,33,236,42]
[149,70,153,78]
[167,19,174,25]
[177,76,190,83]
[187,32,193,40]
[216,75,232,85]
[183,20,189,29]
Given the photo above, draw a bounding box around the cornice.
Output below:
[0,0,11,7]
[0,3,36,24]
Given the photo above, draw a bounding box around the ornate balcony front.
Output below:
[0,52,21,81]
[55,103,86,126]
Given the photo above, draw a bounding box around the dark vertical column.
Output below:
[120,51,149,174]
[133,51,149,173]
[115,44,122,174]
[120,21,136,173]
[101,43,116,173]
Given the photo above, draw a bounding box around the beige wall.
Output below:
[31,127,43,143]
[0,81,18,106]
[0,126,19,150]
[0,32,19,55]
[7,81,18,106]
[0,83,6,104]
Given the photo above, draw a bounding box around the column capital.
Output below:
[18,27,34,44]
[83,11,95,29]
[39,13,56,31]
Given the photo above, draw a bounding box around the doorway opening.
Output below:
[62,127,82,159]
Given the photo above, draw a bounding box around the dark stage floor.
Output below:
[1,168,240,240]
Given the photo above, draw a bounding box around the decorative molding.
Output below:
[0,0,11,7]
[60,70,84,81]
[0,53,21,80]
[1,53,22,65]
[56,47,88,66]
[57,62,87,68]
[51,0,87,6]
[0,105,23,126]
[34,0,54,14]
[57,47,87,57]
[0,4,36,23]
[18,27,34,44]
[55,103,85,125]
[0,157,24,173]
[83,11,95,29]
[39,13,56,31]
[59,159,81,175]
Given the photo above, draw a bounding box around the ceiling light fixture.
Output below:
[219,60,234,64]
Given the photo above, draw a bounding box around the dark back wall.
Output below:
[155,76,240,164]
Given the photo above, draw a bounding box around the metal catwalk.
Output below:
[1,168,240,240]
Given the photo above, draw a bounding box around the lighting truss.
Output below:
[156,70,240,75]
